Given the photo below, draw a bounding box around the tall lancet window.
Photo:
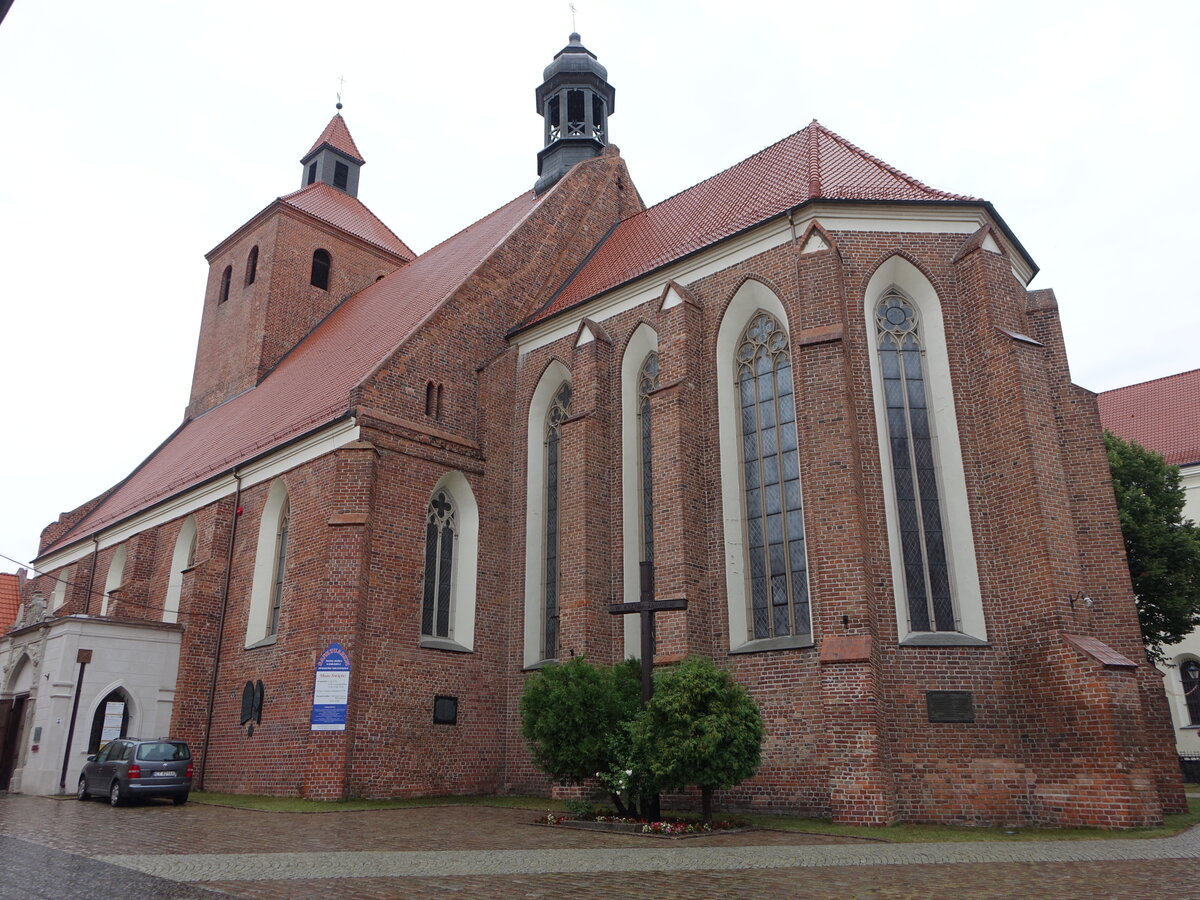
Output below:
[638,353,660,564]
[737,313,810,640]
[543,382,572,660]
[875,288,955,632]
[422,490,457,639]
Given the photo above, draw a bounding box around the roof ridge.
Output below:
[1098,367,1200,396]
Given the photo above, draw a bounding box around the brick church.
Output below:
[3,34,1185,826]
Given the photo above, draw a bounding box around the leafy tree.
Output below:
[519,656,642,813]
[1105,431,1200,659]
[631,655,763,823]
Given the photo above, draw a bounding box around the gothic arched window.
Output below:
[638,353,659,565]
[245,245,259,286]
[542,382,572,660]
[875,288,954,633]
[736,313,810,641]
[1182,660,1200,726]
[310,249,331,290]
[422,490,457,639]
[218,265,232,304]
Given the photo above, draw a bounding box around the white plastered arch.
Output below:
[163,515,196,624]
[715,279,795,651]
[246,478,289,646]
[620,323,660,658]
[101,546,126,617]
[422,471,479,651]
[863,255,985,642]
[523,359,572,667]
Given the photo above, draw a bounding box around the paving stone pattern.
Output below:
[1,795,1199,899]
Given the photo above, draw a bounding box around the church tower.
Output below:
[534,33,615,194]
[187,112,413,418]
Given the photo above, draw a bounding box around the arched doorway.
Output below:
[0,655,34,790]
[88,689,131,754]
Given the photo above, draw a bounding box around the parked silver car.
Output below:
[77,737,193,806]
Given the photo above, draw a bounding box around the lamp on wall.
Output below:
[1068,592,1094,609]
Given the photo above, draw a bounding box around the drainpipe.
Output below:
[197,472,242,790]
[58,649,92,791]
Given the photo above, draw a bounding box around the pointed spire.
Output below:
[299,110,365,197]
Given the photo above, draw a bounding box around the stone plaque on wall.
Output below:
[926,690,974,723]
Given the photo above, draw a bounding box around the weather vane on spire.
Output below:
[336,74,347,111]
[570,3,577,32]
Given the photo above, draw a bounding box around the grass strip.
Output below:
[191,792,1200,842]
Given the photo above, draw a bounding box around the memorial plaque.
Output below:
[926,690,975,723]
[433,695,458,725]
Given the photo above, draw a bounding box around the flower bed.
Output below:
[538,812,750,838]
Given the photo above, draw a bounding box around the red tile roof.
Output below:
[521,121,979,328]
[0,573,20,630]
[302,114,365,164]
[1098,369,1200,468]
[41,191,544,557]
[281,182,415,260]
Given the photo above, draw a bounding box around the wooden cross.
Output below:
[609,562,687,704]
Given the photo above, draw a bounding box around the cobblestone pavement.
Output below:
[0,794,1198,899]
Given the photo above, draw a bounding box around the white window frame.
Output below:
[246,479,289,647]
[523,360,572,667]
[716,279,812,652]
[620,324,659,658]
[101,546,126,616]
[163,515,196,624]
[419,471,479,653]
[864,256,986,644]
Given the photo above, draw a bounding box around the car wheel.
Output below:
[109,781,123,807]
[172,792,189,806]
[77,777,90,801]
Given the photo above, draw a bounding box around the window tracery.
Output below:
[875,288,955,633]
[422,491,457,639]
[736,313,810,641]
[542,382,572,660]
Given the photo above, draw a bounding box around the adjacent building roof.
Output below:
[1098,368,1200,468]
[302,113,365,165]
[41,191,543,557]
[281,182,416,260]
[0,573,20,630]
[521,120,979,327]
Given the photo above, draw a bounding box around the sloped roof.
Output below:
[302,114,365,164]
[281,182,415,260]
[522,120,979,328]
[0,574,19,629]
[1098,368,1200,468]
[41,190,543,557]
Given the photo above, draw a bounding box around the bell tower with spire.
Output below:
[534,33,615,194]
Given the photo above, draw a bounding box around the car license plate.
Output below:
[153,770,174,777]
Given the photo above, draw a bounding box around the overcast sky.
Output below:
[1,0,1197,575]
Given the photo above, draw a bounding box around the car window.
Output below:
[116,742,133,762]
[95,743,112,763]
[136,742,190,762]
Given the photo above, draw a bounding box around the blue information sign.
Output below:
[311,643,350,731]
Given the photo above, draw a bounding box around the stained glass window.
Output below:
[736,313,810,641]
[422,490,457,639]
[543,382,572,659]
[876,288,955,632]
